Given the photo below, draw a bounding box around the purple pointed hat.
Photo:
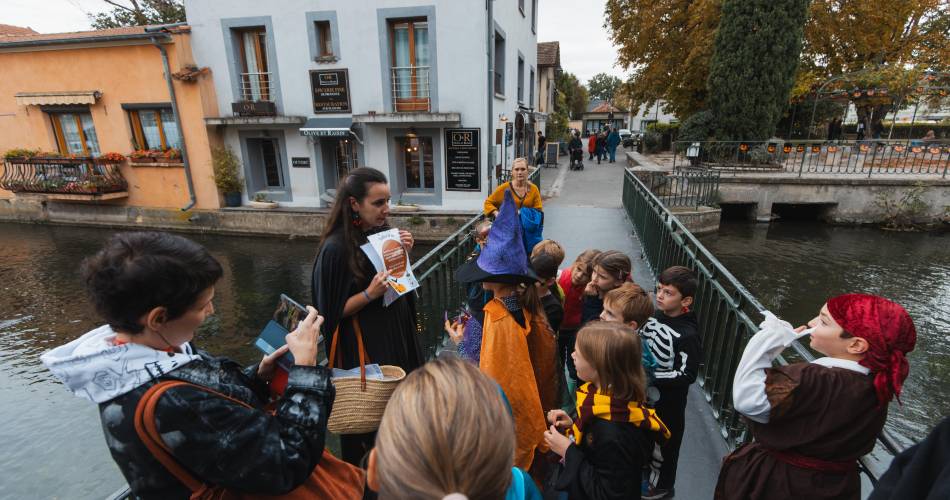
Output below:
[455,190,539,284]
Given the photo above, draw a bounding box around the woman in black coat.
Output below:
[311,167,424,465]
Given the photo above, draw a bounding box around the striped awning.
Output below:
[15,91,101,106]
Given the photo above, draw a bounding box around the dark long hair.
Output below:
[318,167,389,279]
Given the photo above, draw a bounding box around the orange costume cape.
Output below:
[479,297,558,470]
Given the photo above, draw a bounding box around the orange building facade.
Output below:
[0,25,221,209]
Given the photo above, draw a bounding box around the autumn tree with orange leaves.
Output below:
[606,0,950,138]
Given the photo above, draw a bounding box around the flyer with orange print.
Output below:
[362,228,419,307]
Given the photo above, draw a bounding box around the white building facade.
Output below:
[185,0,539,209]
[629,101,678,132]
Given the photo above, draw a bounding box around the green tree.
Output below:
[555,71,589,119]
[587,73,623,102]
[90,0,185,29]
[606,0,720,119]
[707,0,809,140]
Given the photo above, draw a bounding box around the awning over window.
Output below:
[15,91,101,106]
[300,117,353,137]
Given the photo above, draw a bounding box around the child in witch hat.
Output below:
[716,294,917,500]
[448,190,559,475]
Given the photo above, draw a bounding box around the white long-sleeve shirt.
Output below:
[732,311,868,424]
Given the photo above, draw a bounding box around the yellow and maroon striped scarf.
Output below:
[570,382,671,445]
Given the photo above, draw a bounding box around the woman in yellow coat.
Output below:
[455,190,558,473]
[484,158,543,217]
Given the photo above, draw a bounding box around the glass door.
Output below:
[397,136,434,190]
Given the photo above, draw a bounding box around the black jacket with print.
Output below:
[98,350,334,499]
[640,311,702,388]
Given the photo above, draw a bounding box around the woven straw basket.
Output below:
[327,364,406,434]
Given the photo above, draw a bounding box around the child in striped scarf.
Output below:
[544,322,671,499]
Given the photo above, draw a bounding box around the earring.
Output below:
[351,210,362,227]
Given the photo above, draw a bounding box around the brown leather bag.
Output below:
[133,380,365,500]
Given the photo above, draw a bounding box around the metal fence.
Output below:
[1,157,127,194]
[673,140,950,177]
[636,169,720,208]
[621,167,902,484]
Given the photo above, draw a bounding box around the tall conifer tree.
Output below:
[707,0,809,141]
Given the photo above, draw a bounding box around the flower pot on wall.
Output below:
[248,200,279,209]
[223,192,242,207]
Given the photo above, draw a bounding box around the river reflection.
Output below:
[0,222,430,499]
[701,221,950,446]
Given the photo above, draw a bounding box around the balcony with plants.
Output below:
[1,149,128,199]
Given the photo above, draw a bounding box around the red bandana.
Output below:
[826,294,916,407]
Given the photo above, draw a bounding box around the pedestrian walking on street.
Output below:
[607,127,621,163]
[536,130,546,166]
[588,132,597,160]
[595,131,607,165]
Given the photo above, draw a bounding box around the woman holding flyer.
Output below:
[311,167,424,466]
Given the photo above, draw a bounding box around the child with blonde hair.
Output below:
[601,283,660,383]
[544,322,670,499]
[368,355,542,500]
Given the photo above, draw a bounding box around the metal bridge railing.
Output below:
[621,167,902,485]
[673,140,950,177]
[635,169,720,208]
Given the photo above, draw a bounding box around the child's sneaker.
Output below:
[643,487,674,500]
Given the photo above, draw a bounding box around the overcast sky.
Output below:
[4,0,627,86]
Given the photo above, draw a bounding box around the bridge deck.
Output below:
[541,151,729,498]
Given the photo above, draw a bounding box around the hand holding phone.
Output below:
[286,306,322,367]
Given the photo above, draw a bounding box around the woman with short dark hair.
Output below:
[41,232,340,499]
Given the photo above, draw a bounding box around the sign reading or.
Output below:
[444,128,481,192]
[232,100,276,116]
[310,69,351,113]
[291,157,311,168]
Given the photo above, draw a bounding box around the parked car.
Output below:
[622,131,641,148]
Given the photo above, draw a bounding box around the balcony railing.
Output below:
[0,157,127,195]
[239,72,274,102]
[392,66,430,112]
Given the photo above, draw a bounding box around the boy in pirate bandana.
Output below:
[716,294,917,500]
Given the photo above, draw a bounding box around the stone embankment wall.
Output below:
[0,195,474,242]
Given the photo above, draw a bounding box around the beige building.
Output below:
[536,41,560,135]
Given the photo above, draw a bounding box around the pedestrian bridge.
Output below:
[412,162,903,497]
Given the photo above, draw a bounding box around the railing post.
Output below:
[798,145,806,178]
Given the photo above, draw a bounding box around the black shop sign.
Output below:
[310,69,351,113]
[444,128,481,192]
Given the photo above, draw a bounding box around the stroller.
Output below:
[569,146,584,170]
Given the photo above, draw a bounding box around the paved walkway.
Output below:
[539,148,728,499]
